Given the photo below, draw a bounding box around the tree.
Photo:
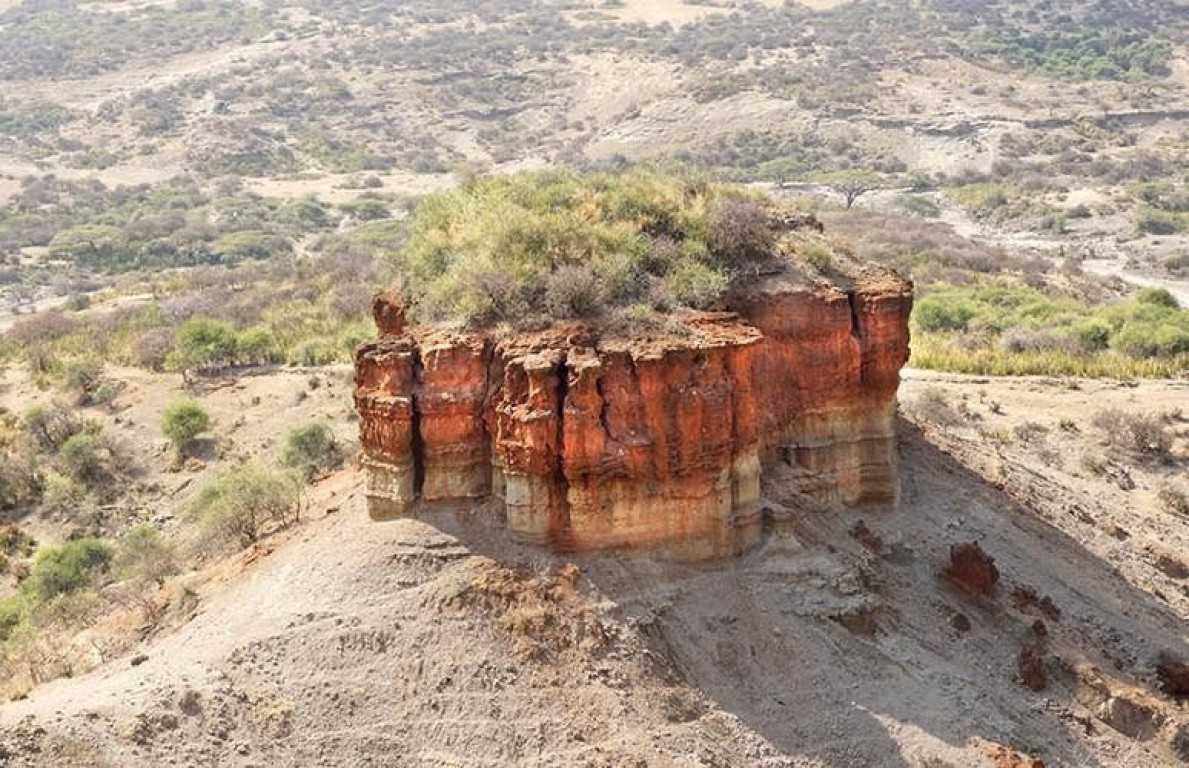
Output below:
[187,462,302,549]
[815,169,887,209]
[161,399,211,456]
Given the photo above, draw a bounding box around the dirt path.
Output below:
[1082,259,1189,307]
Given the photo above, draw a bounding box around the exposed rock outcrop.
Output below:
[944,541,1000,596]
[355,269,912,558]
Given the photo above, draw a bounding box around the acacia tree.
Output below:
[816,169,887,209]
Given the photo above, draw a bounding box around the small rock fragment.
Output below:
[944,541,999,596]
[1156,654,1189,700]
[950,613,972,633]
[1018,642,1047,691]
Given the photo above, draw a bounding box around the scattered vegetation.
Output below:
[910,387,963,427]
[1158,484,1189,517]
[1091,409,1175,463]
[813,169,887,209]
[186,462,302,549]
[981,28,1173,81]
[396,168,814,326]
[911,285,1189,378]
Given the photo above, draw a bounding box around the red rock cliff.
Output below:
[355,271,912,559]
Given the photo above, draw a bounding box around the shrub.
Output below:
[39,472,89,518]
[909,283,1189,374]
[662,259,730,309]
[235,326,279,365]
[187,462,302,549]
[1137,287,1180,310]
[396,168,791,326]
[948,182,1010,217]
[161,400,211,456]
[170,317,237,372]
[1136,206,1187,236]
[914,295,975,333]
[543,265,605,319]
[22,539,112,603]
[114,525,177,587]
[897,194,941,217]
[1092,409,1173,461]
[1157,485,1188,517]
[132,328,175,371]
[291,339,338,367]
[705,197,775,266]
[211,230,291,261]
[1111,321,1189,358]
[281,422,341,480]
[1070,319,1112,351]
[57,432,113,484]
[61,357,105,404]
[6,311,77,347]
[47,225,129,269]
[0,453,42,511]
[22,403,89,452]
[803,242,832,273]
[0,596,24,642]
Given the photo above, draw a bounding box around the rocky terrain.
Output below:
[0,368,1186,766]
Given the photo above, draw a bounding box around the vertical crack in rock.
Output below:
[476,339,493,469]
[594,367,613,440]
[553,356,573,550]
[846,290,866,385]
[409,347,426,499]
[846,290,863,340]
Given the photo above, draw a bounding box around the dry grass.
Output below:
[911,334,1189,379]
[1158,484,1189,517]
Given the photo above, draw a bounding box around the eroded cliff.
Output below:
[355,266,912,559]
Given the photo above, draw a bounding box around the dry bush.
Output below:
[911,387,962,427]
[1091,408,1173,461]
[6,311,78,346]
[1013,421,1049,443]
[1158,485,1189,517]
[706,197,775,266]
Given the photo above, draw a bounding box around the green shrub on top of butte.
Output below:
[395,168,816,327]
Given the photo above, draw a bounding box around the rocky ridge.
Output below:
[355,266,912,558]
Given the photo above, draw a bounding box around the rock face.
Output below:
[355,272,912,559]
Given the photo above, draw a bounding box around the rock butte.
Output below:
[354,265,913,559]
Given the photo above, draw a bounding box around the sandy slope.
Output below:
[0,373,1186,767]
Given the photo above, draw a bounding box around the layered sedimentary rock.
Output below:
[355,272,912,559]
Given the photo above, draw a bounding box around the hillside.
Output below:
[0,371,1187,766]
